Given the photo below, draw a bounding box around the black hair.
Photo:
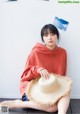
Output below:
[41,24,59,42]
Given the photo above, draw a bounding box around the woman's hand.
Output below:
[39,69,49,79]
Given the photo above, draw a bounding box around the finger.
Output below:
[44,70,49,79]
[40,70,45,78]
[40,69,49,79]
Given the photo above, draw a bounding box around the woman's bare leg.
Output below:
[57,93,70,114]
[0,93,70,113]
[0,100,58,112]
[0,100,25,108]
[24,101,58,112]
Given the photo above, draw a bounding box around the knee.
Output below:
[46,105,57,113]
[46,107,54,112]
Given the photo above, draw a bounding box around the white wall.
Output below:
[0,0,80,98]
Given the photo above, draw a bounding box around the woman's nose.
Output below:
[48,34,52,39]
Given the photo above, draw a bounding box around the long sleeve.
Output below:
[63,51,67,76]
[21,53,44,82]
[20,52,44,96]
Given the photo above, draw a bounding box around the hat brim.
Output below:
[26,74,73,106]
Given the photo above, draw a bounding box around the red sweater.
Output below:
[20,43,67,96]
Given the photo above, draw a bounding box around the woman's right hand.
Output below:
[39,69,50,79]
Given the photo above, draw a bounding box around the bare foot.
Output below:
[0,100,24,108]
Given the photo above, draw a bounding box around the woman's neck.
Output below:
[46,44,56,50]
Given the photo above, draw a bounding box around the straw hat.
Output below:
[26,73,73,106]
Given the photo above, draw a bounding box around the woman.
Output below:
[0,24,70,114]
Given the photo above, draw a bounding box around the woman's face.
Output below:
[43,31,58,49]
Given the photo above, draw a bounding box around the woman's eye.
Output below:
[51,33,55,35]
[44,34,48,37]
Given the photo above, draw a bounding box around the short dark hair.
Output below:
[41,24,59,42]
